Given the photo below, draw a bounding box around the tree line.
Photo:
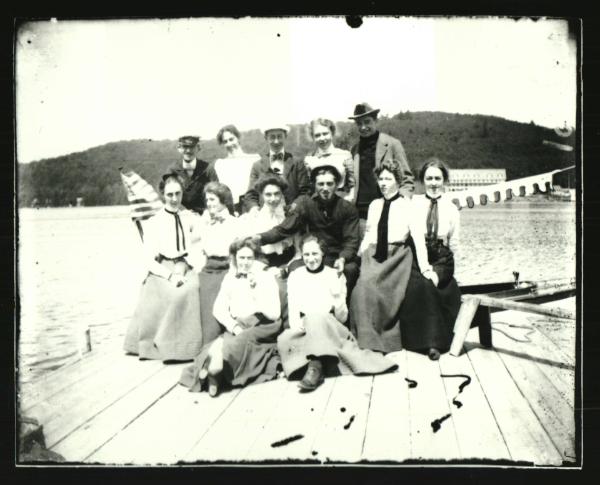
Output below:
[17,111,575,207]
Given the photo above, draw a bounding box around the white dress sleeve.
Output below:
[408,201,433,275]
[212,274,238,333]
[252,271,281,321]
[330,271,348,324]
[359,200,378,256]
[287,270,304,331]
[143,216,172,280]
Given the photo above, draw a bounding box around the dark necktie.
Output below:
[373,192,401,263]
[235,273,248,279]
[165,209,186,251]
[271,152,284,162]
[426,195,440,242]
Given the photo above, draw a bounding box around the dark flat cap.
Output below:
[178,136,200,146]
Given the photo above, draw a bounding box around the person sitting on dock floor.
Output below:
[179,237,282,397]
[123,173,204,362]
[277,234,397,392]
[398,157,461,360]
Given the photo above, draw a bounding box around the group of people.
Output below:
[123,102,462,396]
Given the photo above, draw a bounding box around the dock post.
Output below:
[450,297,480,357]
[478,306,493,348]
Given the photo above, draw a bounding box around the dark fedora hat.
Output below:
[348,102,380,120]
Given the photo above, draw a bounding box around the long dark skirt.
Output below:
[399,238,461,353]
[278,312,398,380]
[179,317,282,392]
[123,260,202,361]
[198,256,230,347]
[349,244,413,353]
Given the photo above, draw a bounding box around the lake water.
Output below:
[16,202,576,384]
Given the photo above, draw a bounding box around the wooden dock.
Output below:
[18,298,577,466]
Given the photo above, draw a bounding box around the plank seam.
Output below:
[359,376,375,461]
[464,345,514,462]
[48,363,167,450]
[493,341,571,462]
[437,360,463,460]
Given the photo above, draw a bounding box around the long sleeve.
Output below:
[339,205,360,261]
[331,273,348,324]
[342,152,356,201]
[253,272,281,321]
[391,139,415,198]
[243,161,262,210]
[287,270,304,331]
[408,208,433,275]
[447,202,460,259]
[294,160,311,197]
[141,217,173,280]
[259,198,306,245]
[212,275,239,333]
[359,200,379,255]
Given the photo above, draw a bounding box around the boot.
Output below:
[298,358,324,392]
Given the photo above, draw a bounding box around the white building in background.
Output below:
[447,169,507,192]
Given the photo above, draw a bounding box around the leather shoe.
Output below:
[298,359,324,392]
[428,348,441,361]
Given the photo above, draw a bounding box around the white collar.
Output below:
[315,145,335,157]
[182,158,197,168]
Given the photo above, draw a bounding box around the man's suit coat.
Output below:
[167,159,218,214]
[350,132,415,201]
[243,152,311,212]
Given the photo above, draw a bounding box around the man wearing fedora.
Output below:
[252,162,360,298]
[167,135,217,214]
[349,102,414,224]
[243,124,310,213]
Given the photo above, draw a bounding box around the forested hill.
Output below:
[17,111,575,207]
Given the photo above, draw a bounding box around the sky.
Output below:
[15,16,578,164]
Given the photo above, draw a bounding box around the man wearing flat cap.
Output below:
[243,124,310,213]
[349,103,414,226]
[167,135,217,214]
[252,162,360,299]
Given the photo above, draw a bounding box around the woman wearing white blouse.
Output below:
[277,234,396,391]
[349,160,427,355]
[397,158,462,360]
[196,181,240,346]
[124,173,204,361]
[303,118,355,201]
[180,238,282,397]
[213,125,261,214]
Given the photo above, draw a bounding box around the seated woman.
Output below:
[398,158,462,360]
[179,238,282,396]
[123,173,203,361]
[213,124,261,214]
[238,175,296,270]
[277,234,397,392]
[196,181,240,346]
[349,160,418,354]
[303,118,355,201]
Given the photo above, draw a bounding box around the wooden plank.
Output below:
[19,347,121,413]
[491,310,575,406]
[404,351,461,462]
[464,337,564,466]
[309,374,373,463]
[464,295,575,320]
[184,377,290,463]
[361,350,412,462]
[28,355,164,448]
[51,363,186,462]
[437,352,511,461]
[87,384,242,464]
[490,326,575,462]
[244,376,337,462]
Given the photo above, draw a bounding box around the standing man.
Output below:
[243,124,310,213]
[349,103,415,231]
[252,164,360,296]
[167,135,217,214]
